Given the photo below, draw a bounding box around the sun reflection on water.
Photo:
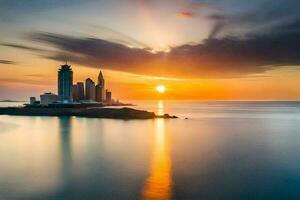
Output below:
[141,101,172,200]
[157,100,165,116]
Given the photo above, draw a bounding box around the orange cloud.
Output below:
[177,11,194,19]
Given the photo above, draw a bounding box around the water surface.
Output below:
[1,101,300,200]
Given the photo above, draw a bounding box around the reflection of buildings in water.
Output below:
[141,101,172,200]
[58,117,73,182]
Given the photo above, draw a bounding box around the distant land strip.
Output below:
[0,107,177,119]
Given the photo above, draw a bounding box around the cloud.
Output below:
[0,43,57,59]
[0,59,15,65]
[0,43,45,52]
[24,74,50,78]
[0,0,90,19]
[4,20,300,79]
[90,25,150,49]
[177,11,194,19]
[2,0,300,79]
[0,77,54,86]
[208,21,225,39]
[206,14,225,21]
[202,0,300,38]
[189,1,216,10]
[2,0,300,80]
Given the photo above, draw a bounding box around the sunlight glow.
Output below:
[156,85,166,93]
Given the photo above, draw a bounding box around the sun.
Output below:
[156,85,166,93]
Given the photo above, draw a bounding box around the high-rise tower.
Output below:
[98,71,105,87]
[58,64,73,103]
[96,70,106,102]
[77,82,84,101]
[85,78,96,101]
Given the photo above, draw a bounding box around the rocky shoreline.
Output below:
[0,107,177,119]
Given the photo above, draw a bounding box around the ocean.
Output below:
[1,100,300,200]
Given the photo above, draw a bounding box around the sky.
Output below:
[1,0,300,100]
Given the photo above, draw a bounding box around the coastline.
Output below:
[0,106,177,119]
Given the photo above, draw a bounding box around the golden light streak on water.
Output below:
[157,100,164,116]
[141,101,172,200]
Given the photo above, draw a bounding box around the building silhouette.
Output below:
[77,82,84,101]
[72,82,84,102]
[106,89,112,103]
[58,64,73,103]
[40,92,58,105]
[85,78,96,101]
[96,70,106,102]
[72,84,78,101]
[30,97,36,105]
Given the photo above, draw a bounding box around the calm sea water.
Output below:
[1,101,300,200]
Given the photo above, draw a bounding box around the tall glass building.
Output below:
[58,64,73,103]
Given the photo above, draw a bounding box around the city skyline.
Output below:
[30,63,114,106]
[1,0,300,100]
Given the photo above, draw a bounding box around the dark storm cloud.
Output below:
[0,60,15,65]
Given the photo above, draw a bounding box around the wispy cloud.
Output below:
[0,59,15,65]
[0,43,45,52]
[0,77,54,86]
[24,74,52,78]
[177,11,194,19]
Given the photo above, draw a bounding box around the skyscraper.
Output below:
[105,89,112,103]
[72,82,84,102]
[85,78,95,101]
[77,82,84,101]
[96,85,104,102]
[98,71,105,87]
[58,64,73,103]
[72,84,78,101]
[96,70,106,102]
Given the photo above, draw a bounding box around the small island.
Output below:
[0,106,177,119]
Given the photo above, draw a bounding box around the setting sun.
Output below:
[156,85,166,93]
